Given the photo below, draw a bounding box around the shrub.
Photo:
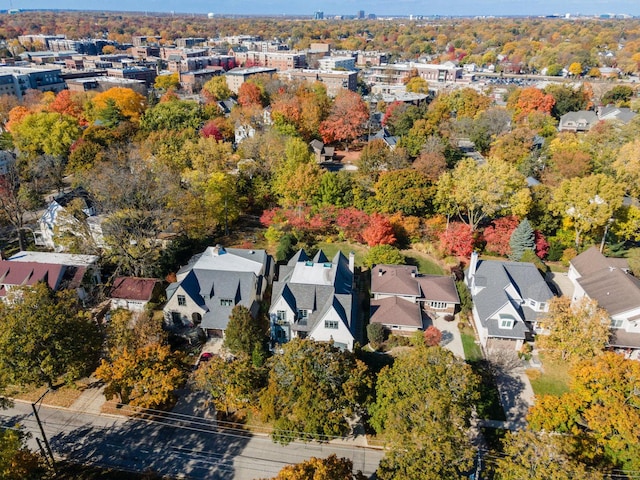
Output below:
[367,323,386,347]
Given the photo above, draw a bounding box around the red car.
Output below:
[200,352,213,362]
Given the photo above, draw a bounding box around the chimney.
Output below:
[348,251,355,273]
[468,251,479,279]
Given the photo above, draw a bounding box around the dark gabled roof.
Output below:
[571,246,629,278]
[110,277,159,302]
[371,264,420,296]
[417,275,460,304]
[52,187,95,211]
[370,296,422,328]
[577,268,640,316]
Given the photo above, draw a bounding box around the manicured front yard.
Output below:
[526,356,571,397]
[460,329,483,362]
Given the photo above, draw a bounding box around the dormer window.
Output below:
[297,309,309,321]
[499,314,515,329]
[220,298,233,306]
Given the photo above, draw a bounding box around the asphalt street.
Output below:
[0,400,383,479]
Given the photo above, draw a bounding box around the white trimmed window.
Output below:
[611,318,624,328]
[325,320,339,330]
[177,295,186,306]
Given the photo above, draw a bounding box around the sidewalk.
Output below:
[69,379,107,415]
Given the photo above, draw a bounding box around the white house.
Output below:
[569,247,640,359]
[36,187,103,252]
[110,277,161,312]
[465,252,554,351]
[163,245,273,337]
[269,249,358,351]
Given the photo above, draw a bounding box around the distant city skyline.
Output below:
[7,0,640,17]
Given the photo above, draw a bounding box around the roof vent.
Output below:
[378,269,383,277]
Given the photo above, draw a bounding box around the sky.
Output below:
[8,0,640,17]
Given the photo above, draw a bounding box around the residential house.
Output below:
[369,264,459,332]
[465,252,554,351]
[110,276,162,312]
[269,249,359,351]
[163,245,274,337]
[36,187,103,251]
[368,127,398,150]
[309,139,335,163]
[558,111,599,132]
[597,105,637,124]
[0,251,100,301]
[568,247,640,358]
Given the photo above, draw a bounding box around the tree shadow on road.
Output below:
[50,410,250,479]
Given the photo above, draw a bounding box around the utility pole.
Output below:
[32,389,55,471]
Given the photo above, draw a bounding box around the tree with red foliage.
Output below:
[440,222,475,258]
[319,90,368,148]
[47,89,85,124]
[238,82,263,108]
[362,213,396,247]
[201,120,223,141]
[423,326,443,347]
[336,207,370,243]
[382,101,403,128]
[534,230,550,259]
[260,208,280,227]
[483,216,520,256]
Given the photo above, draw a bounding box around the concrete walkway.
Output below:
[69,379,107,415]
[431,314,465,359]
[494,366,535,429]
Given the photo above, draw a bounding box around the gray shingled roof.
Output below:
[272,249,357,338]
[470,259,553,338]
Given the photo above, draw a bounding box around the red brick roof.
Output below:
[110,277,159,302]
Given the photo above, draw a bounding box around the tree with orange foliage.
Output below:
[509,87,555,122]
[5,105,30,133]
[47,89,86,124]
[238,81,264,108]
[92,87,146,122]
[319,90,368,148]
[362,213,396,247]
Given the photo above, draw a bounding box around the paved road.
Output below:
[0,400,383,479]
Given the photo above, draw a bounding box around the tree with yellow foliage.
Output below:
[266,455,366,480]
[91,87,146,123]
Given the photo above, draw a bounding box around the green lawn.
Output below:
[527,356,571,397]
[403,254,444,275]
[315,241,369,267]
[461,331,483,362]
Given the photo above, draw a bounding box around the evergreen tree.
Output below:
[224,305,265,358]
[509,218,535,261]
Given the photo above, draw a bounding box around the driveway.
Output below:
[431,314,465,359]
[546,271,574,299]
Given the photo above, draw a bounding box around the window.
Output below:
[325,320,339,330]
[499,314,515,329]
[177,295,186,306]
[538,302,547,311]
[611,318,624,328]
[220,299,233,307]
[430,301,447,310]
[276,310,287,324]
[297,309,309,321]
